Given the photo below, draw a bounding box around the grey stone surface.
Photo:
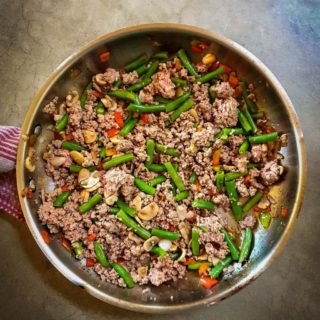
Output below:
[0,0,319,319]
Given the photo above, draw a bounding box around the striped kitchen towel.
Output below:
[0,126,24,221]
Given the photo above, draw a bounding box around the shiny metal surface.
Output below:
[16,24,306,313]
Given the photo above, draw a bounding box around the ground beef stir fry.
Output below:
[38,47,287,289]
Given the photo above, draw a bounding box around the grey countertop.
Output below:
[0,0,319,319]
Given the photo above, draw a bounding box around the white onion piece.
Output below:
[159,239,172,252]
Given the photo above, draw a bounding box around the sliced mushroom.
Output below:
[143,236,160,252]
[50,156,66,168]
[197,254,208,261]
[138,202,159,221]
[25,156,35,172]
[86,181,101,192]
[80,189,90,203]
[78,168,90,184]
[178,221,191,241]
[104,193,118,205]
[176,248,187,262]
[70,150,85,165]
[101,95,117,110]
[188,109,199,122]
[95,73,106,85]
[110,135,122,144]
[83,130,97,144]
[130,195,142,211]
[278,165,284,175]
[137,266,148,278]
[128,231,143,244]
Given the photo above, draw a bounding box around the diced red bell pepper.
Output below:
[40,230,50,245]
[116,257,125,264]
[97,162,103,171]
[220,63,232,74]
[199,275,218,289]
[87,233,97,242]
[99,51,110,63]
[233,85,243,98]
[54,131,63,140]
[197,40,209,50]
[281,207,289,218]
[61,185,69,192]
[209,60,220,71]
[168,224,175,232]
[141,113,148,123]
[184,258,197,265]
[198,263,209,276]
[62,238,71,253]
[65,133,74,141]
[191,45,202,53]
[86,258,95,267]
[92,90,103,98]
[106,128,119,138]
[114,111,124,128]
[229,74,239,87]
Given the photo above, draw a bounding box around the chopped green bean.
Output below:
[113,79,122,89]
[79,193,103,213]
[189,171,197,184]
[102,153,135,170]
[252,112,264,119]
[124,53,148,72]
[99,146,106,159]
[116,209,151,239]
[174,191,189,201]
[155,144,180,157]
[248,132,278,144]
[209,256,232,279]
[164,162,186,192]
[187,261,213,270]
[112,263,135,288]
[165,91,191,112]
[136,64,148,76]
[127,78,152,92]
[170,98,193,121]
[53,190,72,208]
[225,180,242,220]
[94,241,111,268]
[108,90,139,103]
[144,60,160,78]
[147,175,167,187]
[150,246,167,257]
[239,140,249,155]
[259,212,271,229]
[61,141,86,151]
[215,171,225,191]
[151,228,180,241]
[109,206,120,214]
[191,228,200,256]
[145,139,155,166]
[116,199,136,217]
[238,109,252,133]
[225,170,248,182]
[242,191,263,214]
[216,128,244,140]
[240,82,257,114]
[247,163,258,169]
[146,163,166,172]
[221,228,240,260]
[74,241,83,259]
[55,113,69,131]
[155,95,172,104]
[134,178,156,195]
[239,228,253,263]
[69,164,96,173]
[80,81,93,108]
[119,118,139,136]
[192,199,214,210]
[177,49,199,77]
[127,103,166,113]
[196,66,225,84]
[171,252,181,260]
[209,88,217,101]
[96,102,105,115]
[243,106,258,133]
[153,51,169,60]
[171,77,187,87]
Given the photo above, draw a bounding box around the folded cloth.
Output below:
[0,126,24,221]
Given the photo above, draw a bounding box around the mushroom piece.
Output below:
[86,181,101,192]
[25,156,36,172]
[128,231,143,244]
[169,242,178,252]
[176,248,187,262]
[70,151,85,165]
[178,221,191,241]
[137,266,148,278]
[95,74,107,85]
[50,156,66,168]
[130,195,142,211]
[80,189,90,203]
[137,202,159,221]
[143,236,160,252]
[188,109,199,122]
[78,168,90,184]
[101,95,117,111]
[83,130,97,144]
[104,193,118,206]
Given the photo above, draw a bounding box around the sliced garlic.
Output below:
[70,150,85,165]
[105,193,118,205]
[130,195,142,211]
[143,236,160,251]
[50,156,66,168]
[83,130,97,144]
[159,239,172,252]
[176,248,186,262]
[138,202,159,221]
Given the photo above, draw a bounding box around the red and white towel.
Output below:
[0,126,24,221]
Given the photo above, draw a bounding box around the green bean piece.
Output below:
[136,64,148,76]
[155,144,180,157]
[96,102,105,115]
[170,98,193,121]
[165,91,191,112]
[116,209,151,239]
[239,140,249,155]
[61,141,86,151]
[102,153,135,170]
[94,241,111,268]
[238,109,252,133]
[225,180,242,220]
[242,191,263,214]
[134,178,156,195]
[171,252,181,260]
[151,228,180,241]
[127,78,152,92]
[171,77,187,87]
[174,191,189,202]
[116,199,136,217]
[108,90,139,104]
[153,51,169,60]
[127,103,166,113]
[259,212,271,229]
[53,190,72,208]
[191,228,200,256]
[79,193,103,214]
[196,66,225,84]
[99,146,106,159]
[243,106,258,133]
[239,228,253,263]
[221,228,240,260]
[112,263,135,288]
[119,118,139,136]
[171,183,177,197]
[189,171,197,184]
[209,256,232,279]
[252,112,264,119]
[80,81,93,108]
[164,162,186,192]
[124,53,148,72]
[209,88,217,101]
[215,171,225,191]
[216,127,244,141]
[172,162,179,171]
[155,95,172,104]
[113,79,122,89]
[109,206,120,214]
[177,49,199,77]
[192,199,215,210]
[147,175,167,187]
[150,246,167,257]
[144,60,160,79]
[69,164,82,173]
[74,241,83,259]
[145,139,155,167]
[225,170,248,182]
[248,132,278,144]
[187,261,213,270]
[247,163,258,169]
[240,82,257,114]
[146,163,166,172]
[55,113,69,131]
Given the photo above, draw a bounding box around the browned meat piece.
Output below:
[212,97,239,128]
[211,81,235,99]
[260,161,283,186]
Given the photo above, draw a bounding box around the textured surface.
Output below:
[0,0,319,319]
